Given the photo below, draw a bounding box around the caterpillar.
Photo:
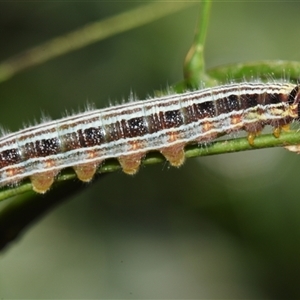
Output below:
[0,82,299,193]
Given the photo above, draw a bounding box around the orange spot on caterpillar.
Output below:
[202,121,214,132]
[231,115,243,125]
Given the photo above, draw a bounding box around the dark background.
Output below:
[0,2,300,298]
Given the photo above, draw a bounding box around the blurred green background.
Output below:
[1,2,300,298]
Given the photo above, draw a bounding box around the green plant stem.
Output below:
[0,2,194,83]
[182,0,216,89]
[207,60,300,83]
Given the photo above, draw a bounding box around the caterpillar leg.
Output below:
[73,163,99,182]
[273,124,290,138]
[160,144,185,167]
[31,171,58,193]
[118,153,144,175]
[247,132,260,146]
[248,124,291,146]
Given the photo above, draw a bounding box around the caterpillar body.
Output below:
[1,82,299,193]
